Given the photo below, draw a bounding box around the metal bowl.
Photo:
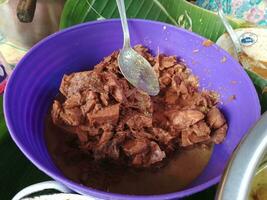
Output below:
[216,112,267,200]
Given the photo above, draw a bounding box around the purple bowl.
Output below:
[4,19,260,200]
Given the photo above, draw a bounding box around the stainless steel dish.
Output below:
[216,112,267,200]
[0,0,65,49]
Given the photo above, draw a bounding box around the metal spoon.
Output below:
[116,0,160,96]
[215,0,251,69]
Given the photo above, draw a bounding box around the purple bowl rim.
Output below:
[3,18,261,200]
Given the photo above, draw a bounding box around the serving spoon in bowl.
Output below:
[116,0,160,96]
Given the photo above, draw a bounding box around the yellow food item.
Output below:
[250,164,267,200]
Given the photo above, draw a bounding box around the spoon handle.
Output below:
[215,0,242,54]
[116,0,131,48]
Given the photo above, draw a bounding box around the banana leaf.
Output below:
[0,0,8,4]
[60,0,250,42]
[0,95,8,143]
[246,70,267,113]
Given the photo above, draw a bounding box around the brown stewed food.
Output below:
[50,45,228,169]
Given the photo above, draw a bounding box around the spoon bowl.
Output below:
[116,0,160,95]
[118,47,160,96]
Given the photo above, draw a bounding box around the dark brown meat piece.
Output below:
[98,124,113,147]
[164,88,178,104]
[104,72,125,102]
[126,114,152,130]
[51,45,228,168]
[100,92,109,106]
[160,56,177,69]
[191,121,211,136]
[166,109,205,129]
[211,124,228,144]
[130,90,153,114]
[131,130,154,140]
[181,130,193,147]
[123,139,149,156]
[59,71,95,97]
[63,93,82,109]
[113,131,128,145]
[132,153,146,166]
[80,91,97,115]
[95,51,120,74]
[207,107,226,129]
[189,134,210,144]
[129,141,165,167]
[81,101,96,116]
[134,45,155,65]
[181,128,210,147]
[196,92,218,112]
[51,100,62,124]
[58,107,83,126]
[88,104,120,125]
[154,54,176,71]
[147,141,166,165]
[153,128,173,145]
[78,125,100,136]
[159,72,172,87]
[105,143,120,160]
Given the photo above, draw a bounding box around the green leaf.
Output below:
[246,70,267,113]
[60,0,250,42]
[0,135,50,199]
[0,0,9,4]
[0,96,8,144]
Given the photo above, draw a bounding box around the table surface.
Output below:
[0,95,217,200]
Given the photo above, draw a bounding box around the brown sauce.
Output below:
[44,114,213,195]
